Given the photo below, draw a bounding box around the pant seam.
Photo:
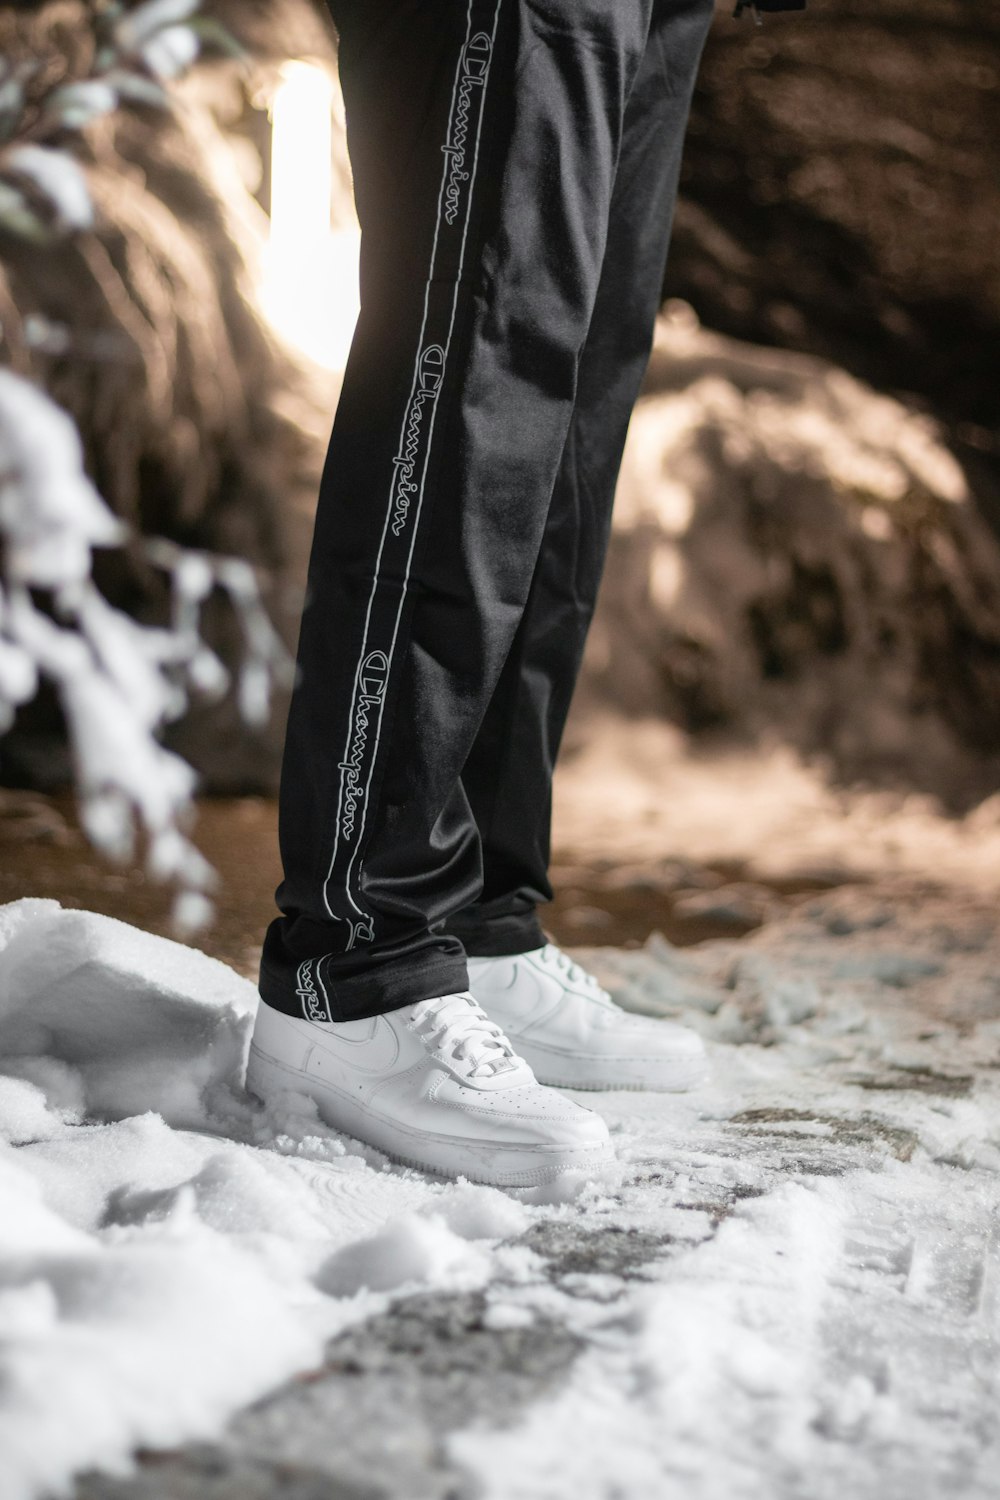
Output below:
[317,0,504,953]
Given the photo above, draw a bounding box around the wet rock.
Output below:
[673,0,1000,452]
[76,1291,584,1500]
[578,314,1000,810]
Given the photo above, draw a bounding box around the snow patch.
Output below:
[0,900,547,1500]
[317,1214,491,1297]
[3,890,1000,1499]
[0,899,254,1126]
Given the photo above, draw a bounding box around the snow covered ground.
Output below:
[1,886,999,1500]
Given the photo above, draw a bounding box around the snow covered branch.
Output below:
[0,3,292,931]
[0,1,244,243]
[0,369,294,931]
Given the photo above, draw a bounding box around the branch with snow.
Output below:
[0,0,244,243]
[0,4,289,931]
[0,369,294,933]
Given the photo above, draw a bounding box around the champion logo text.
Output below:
[391,346,445,536]
[338,650,389,841]
[296,959,329,1024]
[443,32,493,226]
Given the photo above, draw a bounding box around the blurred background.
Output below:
[1,0,998,977]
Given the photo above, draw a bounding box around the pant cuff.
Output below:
[258,917,470,1022]
[443,907,548,958]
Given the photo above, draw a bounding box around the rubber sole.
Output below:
[244,1043,615,1189]
[514,1047,710,1094]
[535,1076,709,1092]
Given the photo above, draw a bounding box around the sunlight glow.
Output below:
[259,61,361,372]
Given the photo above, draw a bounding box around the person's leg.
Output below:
[443,0,717,1095]
[260,0,659,1023]
[446,0,717,961]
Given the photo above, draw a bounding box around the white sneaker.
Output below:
[244,990,613,1187]
[467,943,709,1092]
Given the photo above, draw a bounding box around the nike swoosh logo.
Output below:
[308,1015,400,1075]
[509,964,560,1024]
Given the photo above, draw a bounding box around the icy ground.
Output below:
[1,889,999,1500]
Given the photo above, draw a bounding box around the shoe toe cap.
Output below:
[635,1017,706,1061]
[546,1101,611,1151]
[519,1010,710,1091]
[492,1081,611,1151]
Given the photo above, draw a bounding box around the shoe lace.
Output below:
[542,944,615,1005]
[410,992,519,1079]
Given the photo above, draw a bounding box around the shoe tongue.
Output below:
[412,993,522,1079]
[477,1052,518,1077]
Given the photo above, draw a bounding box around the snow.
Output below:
[118,0,200,47]
[2,888,1000,1498]
[317,1213,492,1297]
[0,371,123,589]
[0,356,292,933]
[5,147,93,232]
[450,893,1000,1498]
[0,368,216,929]
[141,26,200,82]
[0,899,250,1126]
[0,900,543,1500]
[45,82,118,130]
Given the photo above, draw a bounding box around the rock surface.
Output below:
[573,310,1000,808]
[674,0,1000,457]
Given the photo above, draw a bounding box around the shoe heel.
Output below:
[244,1042,299,1105]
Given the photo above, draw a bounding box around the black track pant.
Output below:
[259,0,715,1024]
